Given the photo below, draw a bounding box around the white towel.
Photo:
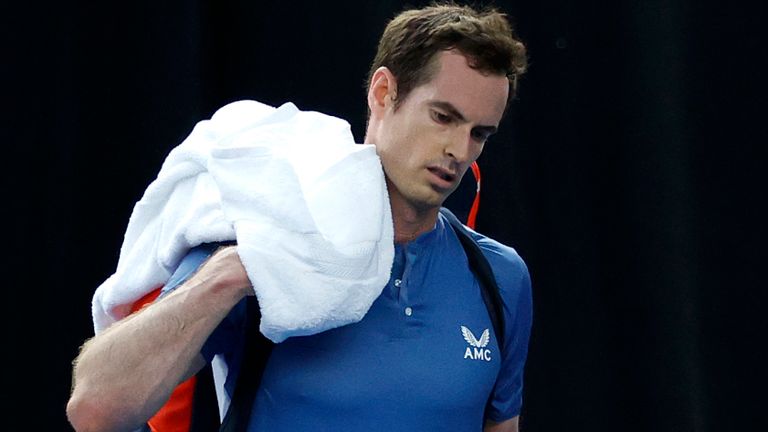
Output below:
[92,100,394,343]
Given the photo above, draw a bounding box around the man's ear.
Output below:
[367,67,397,116]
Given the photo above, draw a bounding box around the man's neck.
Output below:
[389,194,440,244]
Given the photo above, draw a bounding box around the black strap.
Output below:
[216,208,505,430]
[219,297,274,432]
[439,208,506,354]
[440,208,507,422]
[189,363,221,432]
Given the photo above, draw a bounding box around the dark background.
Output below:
[5,0,765,430]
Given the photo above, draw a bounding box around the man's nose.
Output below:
[444,128,475,163]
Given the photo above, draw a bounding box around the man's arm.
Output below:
[66,246,251,432]
[485,416,519,432]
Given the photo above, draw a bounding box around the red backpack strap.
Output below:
[130,288,197,432]
[466,161,482,230]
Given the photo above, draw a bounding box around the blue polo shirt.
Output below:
[165,213,532,430]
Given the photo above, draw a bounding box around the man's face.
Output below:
[369,50,509,214]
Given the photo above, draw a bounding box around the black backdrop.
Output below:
[5,1,766,430]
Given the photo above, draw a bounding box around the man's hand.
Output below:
[197,245,254,298]
[67,245,251,432]
[485,416,520,432]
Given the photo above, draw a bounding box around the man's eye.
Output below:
[471,129,491,142]
[432,110,452,124]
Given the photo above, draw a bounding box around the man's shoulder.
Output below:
[436,210,528,281]
[460,227,531,297]
[467,228,526,270]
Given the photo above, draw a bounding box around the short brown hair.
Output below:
[366,2,527,110]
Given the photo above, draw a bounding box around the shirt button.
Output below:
[404,307,413,317]
[394,279,402,287]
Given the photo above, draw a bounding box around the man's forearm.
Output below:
[67,246,250,432]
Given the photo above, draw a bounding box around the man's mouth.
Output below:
[427,166,457,186]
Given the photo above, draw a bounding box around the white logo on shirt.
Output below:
[461,326,492,362]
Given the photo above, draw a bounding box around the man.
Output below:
[67,3,532,431]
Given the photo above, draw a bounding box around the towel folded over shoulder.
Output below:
[92,100,394,343]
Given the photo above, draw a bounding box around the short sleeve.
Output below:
[160,243,221,297]
[484,252,533,422]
